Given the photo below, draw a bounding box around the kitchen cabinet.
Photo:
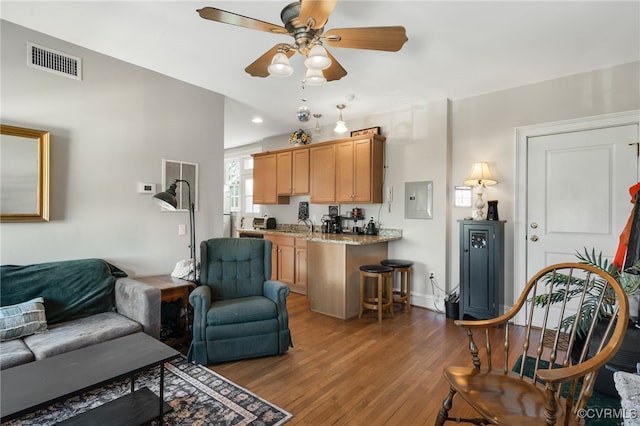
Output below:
[276,148,309,196]
[257,134,384,205]
[253,153,289,205]
[253,154,276,204]
[335,137,384,203]
[459,220,505,320]
[264,235,306,294]
[294,238,307,295]
[309,143,336,203]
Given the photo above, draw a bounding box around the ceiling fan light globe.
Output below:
[304,67,326,85]
[304,45,331,70]
[267,52,294,77]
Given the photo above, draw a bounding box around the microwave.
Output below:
[253,217,276,229]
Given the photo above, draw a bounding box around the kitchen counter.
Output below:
[237,226,402,320]
[237,228,402,245]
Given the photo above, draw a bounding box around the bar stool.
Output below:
[358,264,394,323]
[381,259,413,312]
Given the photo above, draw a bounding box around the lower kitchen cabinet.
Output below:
[264,235,307,294]
[293,238,307,295]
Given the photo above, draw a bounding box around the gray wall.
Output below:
[0,21,225,276]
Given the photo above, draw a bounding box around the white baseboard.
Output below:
[411,292,446,314]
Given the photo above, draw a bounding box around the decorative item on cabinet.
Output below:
[487,200,499,221]
[289,129,310,146]
[350,126,381,137]
[463,162,498,220]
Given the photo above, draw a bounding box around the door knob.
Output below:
[530,235,539,242]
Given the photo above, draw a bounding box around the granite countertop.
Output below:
[237,227,402,245]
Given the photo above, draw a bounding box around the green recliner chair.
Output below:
[187,238,293,364]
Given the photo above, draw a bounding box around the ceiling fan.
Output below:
[197,0,408,84]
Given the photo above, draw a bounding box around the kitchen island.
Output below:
[237,228,402,319]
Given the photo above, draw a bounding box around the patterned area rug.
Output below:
[3,356,292,425]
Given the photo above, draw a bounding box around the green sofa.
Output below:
[188,238,293,365]
[0,258,161,370]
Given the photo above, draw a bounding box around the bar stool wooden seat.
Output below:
[358,264,394,323]
[381,259,413,312]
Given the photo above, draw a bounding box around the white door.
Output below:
[528,124,638,271]
[515,112,640,324]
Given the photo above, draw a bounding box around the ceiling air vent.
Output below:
[27,42,82,80]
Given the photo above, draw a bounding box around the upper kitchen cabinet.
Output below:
[277,148,309,196]
[310,143,336,203]
[257,134,384,205]
[335,135,385,204]
[253,153,289,205]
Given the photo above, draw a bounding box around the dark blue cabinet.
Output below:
[459,220,505,320]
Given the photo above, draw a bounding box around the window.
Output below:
[224,154,259,217]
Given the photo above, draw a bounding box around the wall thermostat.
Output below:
[137,182,156,194]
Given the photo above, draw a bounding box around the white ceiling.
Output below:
[2,1,639,149]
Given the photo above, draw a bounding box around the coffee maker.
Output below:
[330,215,342,234]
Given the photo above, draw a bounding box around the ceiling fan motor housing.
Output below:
[281,2,321,53]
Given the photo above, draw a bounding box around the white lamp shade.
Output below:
[334,120,348,133]
[304,67,326,85]
[464,162,497,186]
[304,44,331,70]
[267,52,293,77]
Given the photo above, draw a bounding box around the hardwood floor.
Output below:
[207,293,516,425]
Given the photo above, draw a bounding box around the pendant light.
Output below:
[297,105,311,122]
[334,104,348,133]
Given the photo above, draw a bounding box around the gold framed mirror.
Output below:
[0,124,50,222]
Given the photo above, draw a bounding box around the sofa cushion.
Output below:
[0,297,47,341]
[23,312,142,360]
[207,296,277,326]
[0,338,35,370]
[0,259,127,325]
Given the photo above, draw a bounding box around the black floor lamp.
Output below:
[153,179,197,282]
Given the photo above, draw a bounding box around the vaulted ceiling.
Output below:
[2,1,639,148]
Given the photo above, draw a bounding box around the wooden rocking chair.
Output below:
[435,263,629,425]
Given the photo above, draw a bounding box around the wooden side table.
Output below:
[137,275,195,348]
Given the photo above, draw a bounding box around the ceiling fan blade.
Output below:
[325,26,408,51]
[245,45,295,78]
[197,7,287,34]
[323,50,347,82]
[299,0,338,30]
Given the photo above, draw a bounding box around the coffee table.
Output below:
[1,332,180,424]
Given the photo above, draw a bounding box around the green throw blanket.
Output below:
[0,259,127,325]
